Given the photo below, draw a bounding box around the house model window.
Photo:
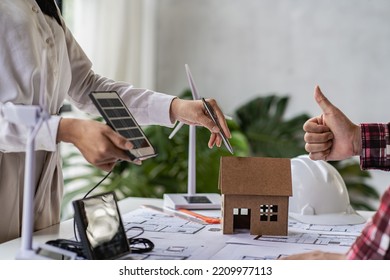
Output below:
[260,204,278,222]
[233,208,249,215]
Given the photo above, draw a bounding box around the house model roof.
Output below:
[219,156,292,197]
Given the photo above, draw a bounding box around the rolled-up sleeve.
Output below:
[0,102,60,152]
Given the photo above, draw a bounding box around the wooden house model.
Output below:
[218,156,292,236]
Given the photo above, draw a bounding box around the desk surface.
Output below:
[0,196,374,260]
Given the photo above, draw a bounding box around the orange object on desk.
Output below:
[178,208,221,224]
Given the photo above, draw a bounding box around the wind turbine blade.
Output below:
[185,64,201,100]
[168,122,185,139]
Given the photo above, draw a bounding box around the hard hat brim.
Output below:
[289,212,366,225]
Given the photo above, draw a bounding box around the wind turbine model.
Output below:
[163,64,232,210]
[2,50,76,260]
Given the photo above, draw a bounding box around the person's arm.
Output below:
[346,187,390,259]
[61,23,230,149]
[61,22,177,127]
[279,250,346,260]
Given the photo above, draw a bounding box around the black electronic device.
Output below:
[72,192,131,260]
[89,91,157,161]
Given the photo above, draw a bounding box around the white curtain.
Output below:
[64,0,157,89]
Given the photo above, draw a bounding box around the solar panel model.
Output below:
[72,192,131,260]
[89,91,157,161]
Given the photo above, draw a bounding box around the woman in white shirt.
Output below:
[0,0,231,243]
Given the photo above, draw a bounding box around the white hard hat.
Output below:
[289,155,365,225]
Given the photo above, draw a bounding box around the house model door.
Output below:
[233,208,251,230]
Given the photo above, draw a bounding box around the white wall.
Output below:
[155,0,390,120]
[154,0,390,198]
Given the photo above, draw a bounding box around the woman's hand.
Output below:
[169,98,232,149]
[57,118,140,171]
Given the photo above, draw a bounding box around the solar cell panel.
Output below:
[89,91,157,160]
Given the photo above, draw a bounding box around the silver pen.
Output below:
[201,98,234,154]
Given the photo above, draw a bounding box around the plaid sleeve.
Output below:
[360,123,390,171]
[346,187,390,260]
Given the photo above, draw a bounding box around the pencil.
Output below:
[178,208,221,224]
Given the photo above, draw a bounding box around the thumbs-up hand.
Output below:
[303,86,361,161]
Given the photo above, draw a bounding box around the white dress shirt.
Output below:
[0,0,176,153]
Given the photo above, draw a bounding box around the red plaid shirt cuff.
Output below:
[360,123,390,171]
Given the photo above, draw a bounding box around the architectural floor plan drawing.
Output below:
[118,207,367,260]
[127,244,199,260]
[210,243,301,260]
[121,207,229,260]
[122,208,205,235]
[288,220,365,236]
[255,232,358,247]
